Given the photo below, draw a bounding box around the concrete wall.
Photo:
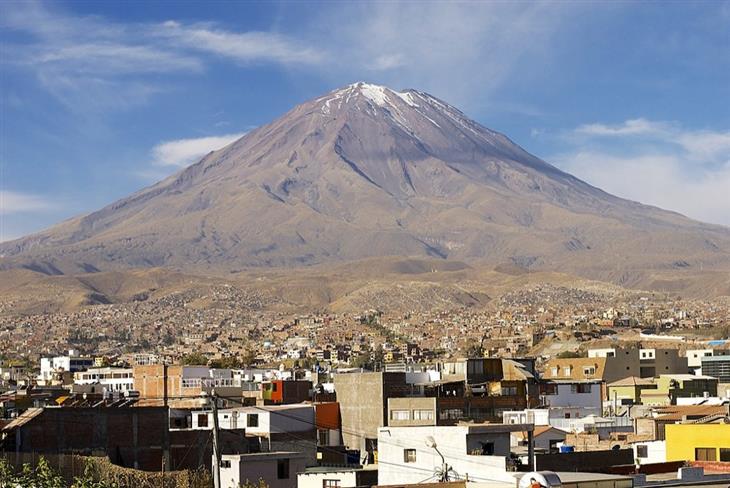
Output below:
[333,372,409,453]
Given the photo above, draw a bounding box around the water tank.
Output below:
[518,471,562,488]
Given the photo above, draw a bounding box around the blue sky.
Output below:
[1,0,729,241]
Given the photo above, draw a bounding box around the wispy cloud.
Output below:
[316,1,577,108]
[159,21,324,65]
[151,133,246,167]
[0,190,54,215]
[553,119,730,226]
[574,118,672,137]
[2,2,324,109]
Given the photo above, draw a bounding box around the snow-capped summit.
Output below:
[2,83,729,290]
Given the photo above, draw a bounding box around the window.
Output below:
[413,409,434,420]
[564,412,571,419]
[197,414,208,428]
[551,367,559,377]
[501,386,518,396]
[636,445,648,458]
[583,367,596,376]
[439,408,463,420]
[695,448,716,461]
[247,413,259,427]
[277,459,290,479]
[576,383,592,394]
[563,367,572,377]
[318,429,329,445]
[607,352,615,357]
[540,383,557,395]
[323,481,341,488]
[391,410,410,421]
[720,449,730,462]
[404,449,417,463]
[220,460,231,468]
[481,442,495,455]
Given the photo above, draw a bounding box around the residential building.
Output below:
[606,376,657,406]
[701,355,730,383]
[133,365,248,407]
[73,366,134,393]
[632,440,666,464]
[665,423,730,462]
[538,380,603,418]
[39,351,94,382]
[377,424,534,485]
[511,425,567,453]
[218,452,307,488]
[262,380,312,404]
[333,372,412,458]
[297,466,378,488]
[586,346,688,378]
[643,375,718,406]
[686,349,714,369]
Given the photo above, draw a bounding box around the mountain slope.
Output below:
[2,82,729,291]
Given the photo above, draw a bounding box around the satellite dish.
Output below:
[518,472,562,488]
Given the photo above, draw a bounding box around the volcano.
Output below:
[2,82,729,289]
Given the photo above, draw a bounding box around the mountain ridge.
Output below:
[2,82,729,294]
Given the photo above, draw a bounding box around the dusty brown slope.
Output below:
[0,258,645,316]
[1,83,729,294]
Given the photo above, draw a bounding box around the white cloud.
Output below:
[158,22,324,65]
[0,190,54,215]
[151,133,246,167]
[554,120,730,226]
[316,2,576,107]
[2,3,324,109]
[574,118,672,137]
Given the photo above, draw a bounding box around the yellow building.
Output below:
[665,424,730,462]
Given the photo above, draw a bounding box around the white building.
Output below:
[503,409,550,426]
[539,380,603,419]
[632,440,666,464]
[218,452,307,488]
[73,367,134,393]
[297,466,378,488]
[184,404,315,433]
[686,349,713,369]
[39,351,94,381]
[377,424,533,485]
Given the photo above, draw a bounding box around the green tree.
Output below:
[181,352,209,365]
[71,460,119,488]
[557,350,583,359]
[34,457,65,488]
[240,478,269,488]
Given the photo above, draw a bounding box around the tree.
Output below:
[557,350,583,359]
[209,356,243,369]
[34,457,65,488]
[181,352,209,365]
[71,460,119,488]
[240,478,269,488]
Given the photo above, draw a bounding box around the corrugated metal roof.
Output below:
[1,407,44,432]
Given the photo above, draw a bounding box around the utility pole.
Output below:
[211,388,222,488]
